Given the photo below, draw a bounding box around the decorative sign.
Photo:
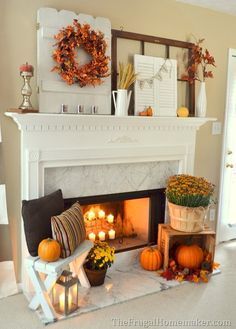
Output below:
[37,8,111,114]
[134,54,177,117]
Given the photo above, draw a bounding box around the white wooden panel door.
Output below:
[37,8,111,114]
[134,54,177,116]
[218,48,236,242]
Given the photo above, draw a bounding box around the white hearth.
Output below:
[5,112,215,292]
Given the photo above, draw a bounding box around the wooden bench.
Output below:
[26,240,93,322]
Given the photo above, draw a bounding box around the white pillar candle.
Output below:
[87,210,96,221]
[107,214,114,223]
[59,293,65,312]
[88,232,96,242]
[98,209,105,219]
[98,231,106,241]
[59,293,72,312]
[108,229,116,240]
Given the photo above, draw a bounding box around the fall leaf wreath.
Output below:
[52,19,110,87]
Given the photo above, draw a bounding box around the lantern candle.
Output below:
[59,293,64,312]
[59,293,72,313]
[98,231,106,241]
[52,270,78,316]
[88,232,96,242]
[87,210,96,221]
[107,214,114,224]
[98,209,105,219]
[108,229,115,240]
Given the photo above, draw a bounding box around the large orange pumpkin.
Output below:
[140,247,163,271]
[175,244,204,269]
[38,238,61,262]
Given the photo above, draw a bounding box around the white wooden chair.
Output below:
[26,240,93,322]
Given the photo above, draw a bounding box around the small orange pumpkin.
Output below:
[38,238,61,262]
[175,244,204,269]
[140,247,163,271]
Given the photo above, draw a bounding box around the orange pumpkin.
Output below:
[140,247,163,271]
[38,238,61,262]
[175,244,204,269]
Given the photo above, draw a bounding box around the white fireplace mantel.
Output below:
[5,112,215,292]
[5,113,216,189]
[5,111,216,200]
[6,113,214,133]
[5,113,216,184]
[5,111,216,201]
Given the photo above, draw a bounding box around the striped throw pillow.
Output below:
[51,202,86,258]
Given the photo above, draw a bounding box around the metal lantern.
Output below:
[51,270,79,316]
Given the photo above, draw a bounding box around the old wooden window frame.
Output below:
[111,29,195,116]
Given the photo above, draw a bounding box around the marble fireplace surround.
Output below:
[5,113,214,292]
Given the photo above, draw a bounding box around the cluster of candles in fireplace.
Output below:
[84,208,116,241]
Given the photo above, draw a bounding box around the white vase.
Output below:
[196,82,207,117]
[112,89,132,116]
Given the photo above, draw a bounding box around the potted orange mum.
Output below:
[166,174,215,232]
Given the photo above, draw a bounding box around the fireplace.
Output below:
[5,112,212,292]
[64,188,165,252]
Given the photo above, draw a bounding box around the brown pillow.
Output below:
[51,202,86,258]
[22,190,64,257]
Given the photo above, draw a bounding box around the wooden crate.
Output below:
[157,224,216,270]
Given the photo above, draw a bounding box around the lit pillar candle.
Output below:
[98,231,106,241]
[107,214,114,223]
[59,293,72,313]
[108,229,116,240]
[87,210,96,221]
[59,293,65,312]
[98,209,105,219]
[68,294,72,310]
[88,232,96,242]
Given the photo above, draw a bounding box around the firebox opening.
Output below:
[64,189,166,253]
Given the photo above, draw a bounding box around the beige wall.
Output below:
[0,0,235,280]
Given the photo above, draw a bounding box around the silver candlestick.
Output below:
[19,71,33,110]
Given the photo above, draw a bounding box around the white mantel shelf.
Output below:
[5,112,216,132]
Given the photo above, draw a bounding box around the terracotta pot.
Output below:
[84,265,107,286]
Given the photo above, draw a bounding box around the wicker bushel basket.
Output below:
[168,201,208,233]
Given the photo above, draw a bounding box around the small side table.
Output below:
[26,240,93,322]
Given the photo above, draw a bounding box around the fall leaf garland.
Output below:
[52,20,110,87]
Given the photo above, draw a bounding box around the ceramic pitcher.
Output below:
[112,89,132,116]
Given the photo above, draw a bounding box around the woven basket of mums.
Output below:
[166,174,215,233]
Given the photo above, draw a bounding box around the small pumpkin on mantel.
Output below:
[177,106,189,117]
[140,246,163,271]
[38,238,61,262]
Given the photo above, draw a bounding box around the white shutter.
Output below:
[134,55,156,115]
[134,54,177,117]
[37,8,111,113]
